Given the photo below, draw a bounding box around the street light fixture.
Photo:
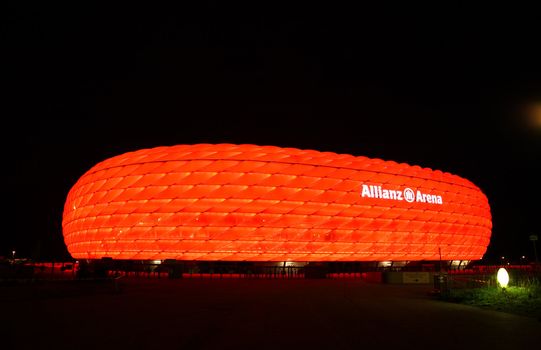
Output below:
[529,235,538,263]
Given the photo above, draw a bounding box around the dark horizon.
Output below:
[5,3,541,262]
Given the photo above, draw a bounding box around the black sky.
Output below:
[4,3,541,262]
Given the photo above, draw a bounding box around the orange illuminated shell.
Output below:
[62,144,492,261]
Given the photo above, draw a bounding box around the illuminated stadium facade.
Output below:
[62,144,492,263]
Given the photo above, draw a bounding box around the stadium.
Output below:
[62,143,491,272]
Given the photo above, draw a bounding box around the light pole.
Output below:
[530,235,538,264]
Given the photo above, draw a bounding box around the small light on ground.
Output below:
[497,268,509,288]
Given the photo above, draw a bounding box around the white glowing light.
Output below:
[378,261,393,268]
[497,268,509,288]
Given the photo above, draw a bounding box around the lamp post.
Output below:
[530,235,538,264]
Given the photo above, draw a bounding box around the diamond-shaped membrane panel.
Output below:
[62,144,492,261]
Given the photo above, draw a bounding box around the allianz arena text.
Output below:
[62,144,492,261]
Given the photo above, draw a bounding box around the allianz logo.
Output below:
[360,184,443,205]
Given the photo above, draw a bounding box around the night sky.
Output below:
[5,3,541,262]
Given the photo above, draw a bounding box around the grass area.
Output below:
[445,285,541,319]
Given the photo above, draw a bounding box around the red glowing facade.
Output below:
[62,144,492,261]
